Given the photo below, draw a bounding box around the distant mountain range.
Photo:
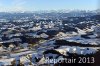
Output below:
[0,9,99,20]
[0,9,100,13]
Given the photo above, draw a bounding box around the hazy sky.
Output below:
[0,0,99,12]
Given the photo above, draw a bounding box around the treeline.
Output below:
[54,40,100,47]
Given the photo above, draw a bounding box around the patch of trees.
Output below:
[81,35,91,39]
[54,40,99,47]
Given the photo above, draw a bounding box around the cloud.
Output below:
[12,0,26,6]
[0,0,27,12]
[10,0,27,11]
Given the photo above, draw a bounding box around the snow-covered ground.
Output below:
[55,46,98,55]
[0,30,100,65]
[0,58,15,66]
[58,35,100,45]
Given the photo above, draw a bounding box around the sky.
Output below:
[0,0,99,12]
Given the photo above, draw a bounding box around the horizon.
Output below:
[0,0,99,12]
